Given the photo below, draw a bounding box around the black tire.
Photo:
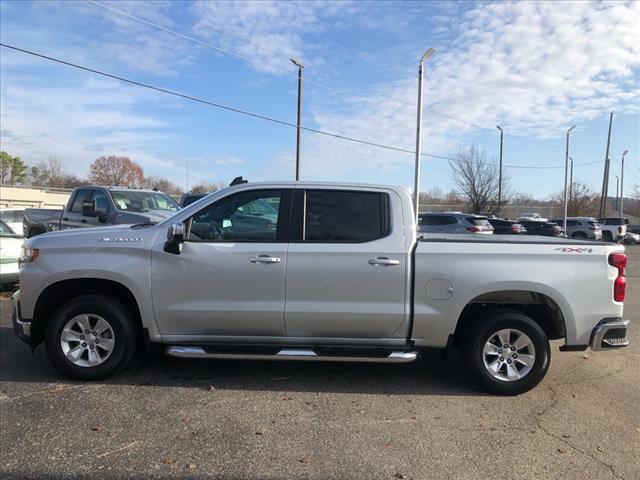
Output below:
[572,232,587,239]
[602,231,613,242]
[45,294,137,380]
[462,309,550,395]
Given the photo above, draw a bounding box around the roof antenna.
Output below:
[230,176,248,186]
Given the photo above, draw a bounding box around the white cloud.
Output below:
[0,74,182,177]
[190,0,351,75]
[298,0,640,179]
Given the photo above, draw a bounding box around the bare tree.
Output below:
[90,156,144,187]
[190,181,224,194]
[143,176,183,196]
[449,145,506,214]
[551,181,599,217]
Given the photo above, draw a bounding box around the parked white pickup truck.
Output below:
[12,181,630,394]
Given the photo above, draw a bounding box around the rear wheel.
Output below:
[45,294,137,380]
[462,310,550,395]
[572,232,587,239]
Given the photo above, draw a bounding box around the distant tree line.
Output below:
[0,151,221,196]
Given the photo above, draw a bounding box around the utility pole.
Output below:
[615,175,619,212]
[186,159,189,191]
[291,58,304,181]
[496,126,504,217]
[620,150,628,219]
[599,111,614,217]
[413,48,436,224]
[563,125,576,236]
[568,156,574,215]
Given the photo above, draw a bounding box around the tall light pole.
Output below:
[291,58,304,181]
[413,48,436,224]
[568,156,574,215]
[563,125,576,236]
[620,150,628,219]
[599,111,614,217]
[615,175,619,212]
[496,126,504,217]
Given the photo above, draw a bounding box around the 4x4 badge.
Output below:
[554,247,593,253]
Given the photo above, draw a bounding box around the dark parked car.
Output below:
[488,218,527,235]
[518,220,564,237]
[180,192,209,207]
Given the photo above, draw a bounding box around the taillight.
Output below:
[511,226,519,233]
[609,253,627,302]
[467,226,481,232]
[618,227,623,233]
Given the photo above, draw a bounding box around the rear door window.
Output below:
[303,190,389,242]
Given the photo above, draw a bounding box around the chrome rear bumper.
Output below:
[590,318,630,351]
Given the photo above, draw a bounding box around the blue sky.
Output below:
[1,0,638,198]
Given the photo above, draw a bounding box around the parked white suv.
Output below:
[12,181,630,395]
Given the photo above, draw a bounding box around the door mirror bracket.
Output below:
[164,223,185,254]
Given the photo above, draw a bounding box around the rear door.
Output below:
[284,188,409,341]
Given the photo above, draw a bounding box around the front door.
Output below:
[284,188,409,341]
[151,188,292,338]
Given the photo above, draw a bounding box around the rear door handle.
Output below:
[368,257,400,266]
[80,219,87,224]
[249,255,281,264]
[62,217,69,221]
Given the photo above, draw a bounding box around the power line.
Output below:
[87,0,601,154]
[0,42,602,171]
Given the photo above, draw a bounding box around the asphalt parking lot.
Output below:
[1,247,639,480]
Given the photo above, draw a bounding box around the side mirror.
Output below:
[164,223,185,254]
[82,200,96,217]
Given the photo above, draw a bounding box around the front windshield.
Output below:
[110,190,180,213]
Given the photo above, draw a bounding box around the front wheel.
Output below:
[45,294,137,380]
[462,310,550,395]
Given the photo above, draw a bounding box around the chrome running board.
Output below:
[166,346,418,363]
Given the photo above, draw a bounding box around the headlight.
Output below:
[19,246,39,266]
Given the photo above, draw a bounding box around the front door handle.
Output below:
[249,255,281,264]
[80,219,87,224]
[368,257,400,266]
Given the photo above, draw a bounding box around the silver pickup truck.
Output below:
[12,181,630,394]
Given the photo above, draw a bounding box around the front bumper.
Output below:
[590,318,630,351]
[11,291,32,346]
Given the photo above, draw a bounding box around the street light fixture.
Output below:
[291,58,304,181]
[413,48,436,224]
[496,126,504,217]
[563,125,576,236]
[620,150,628,219]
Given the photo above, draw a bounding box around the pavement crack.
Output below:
[534,383,626,480]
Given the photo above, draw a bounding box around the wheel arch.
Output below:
[30,278,143,347]
[452,289,567,347]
